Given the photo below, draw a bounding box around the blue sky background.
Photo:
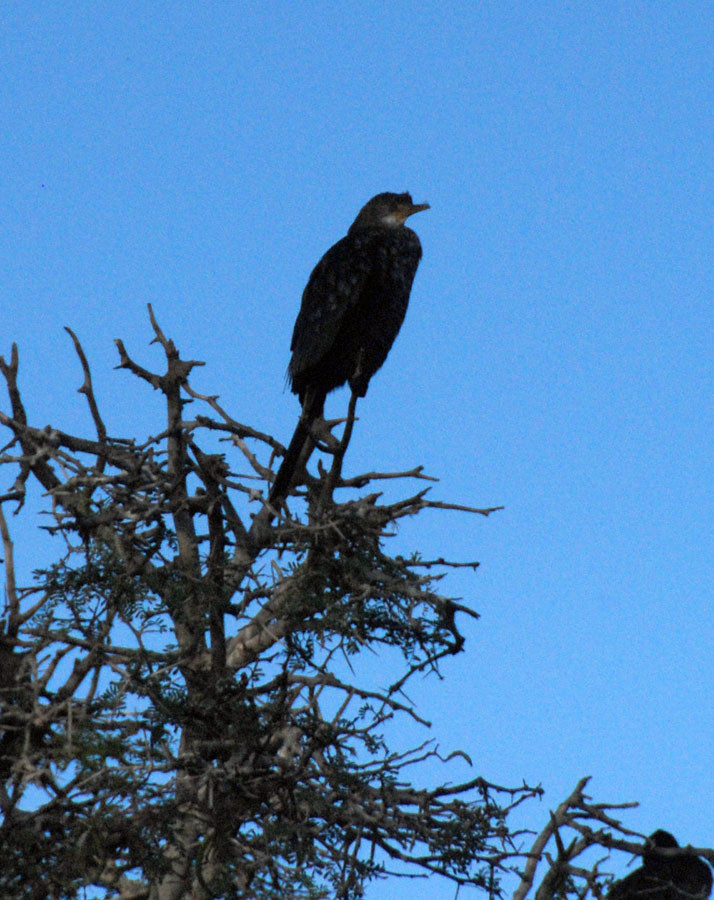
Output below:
[2,2,713,897]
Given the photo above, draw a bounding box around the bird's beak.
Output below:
[407,202,430,217]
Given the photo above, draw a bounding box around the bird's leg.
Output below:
[287,404,340,491]
[315,388,361,512]
[348,348,370,399]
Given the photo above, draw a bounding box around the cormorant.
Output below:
[609,830,713,900]
[270,192,429,501]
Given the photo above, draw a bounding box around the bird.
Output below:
[609,830,713,900]
[270,192,429,501]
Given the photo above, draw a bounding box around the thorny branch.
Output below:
[0,313,509,900]
[0,313,710,900]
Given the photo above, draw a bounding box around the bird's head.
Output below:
[643,830,680,872]
[649,831,679,849]
[349,192,430,232]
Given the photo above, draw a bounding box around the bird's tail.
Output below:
[269,389,325,504]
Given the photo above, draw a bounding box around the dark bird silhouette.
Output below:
[609,830,713,900]
[270,192,429,501]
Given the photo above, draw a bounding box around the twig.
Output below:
[340,465,439,486]
[513,777,592,900]
[64,328,108,462]
[317,387,360,510]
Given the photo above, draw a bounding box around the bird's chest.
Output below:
[359,233,421,324]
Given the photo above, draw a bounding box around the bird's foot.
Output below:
[308,417,342,453]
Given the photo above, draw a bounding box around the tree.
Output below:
[0,310,711,900]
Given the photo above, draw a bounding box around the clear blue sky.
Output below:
[2,2,713,896]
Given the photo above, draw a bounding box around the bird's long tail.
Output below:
[269,389,326,504]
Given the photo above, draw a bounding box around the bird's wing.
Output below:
[289,231,378,376]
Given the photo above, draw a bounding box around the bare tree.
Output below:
[0,311,710,900]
